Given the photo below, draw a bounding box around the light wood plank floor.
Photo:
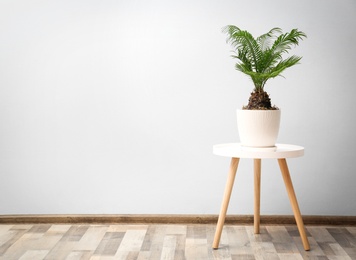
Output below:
[0,224,355,259]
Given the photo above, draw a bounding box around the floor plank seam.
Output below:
[0,224,355,259]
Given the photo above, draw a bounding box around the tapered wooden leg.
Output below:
[212,157,240,249]
[254,159,261,234]
[278,158,310,251]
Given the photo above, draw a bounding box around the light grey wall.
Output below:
[1,0,355,215]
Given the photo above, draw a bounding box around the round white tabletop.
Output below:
[213,143,304,159]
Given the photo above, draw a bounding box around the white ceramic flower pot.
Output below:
[236,109,281,147]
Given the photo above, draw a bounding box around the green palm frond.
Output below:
[257,27,282,51]
[267,55,302,78]
[223,26,261,73]
[223,26,306,91]
[272,29,307,55]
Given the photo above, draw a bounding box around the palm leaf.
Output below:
[257,27,282,51]
[223,26,306,91]
[223,25,262,73]
[266,55,302,78]
[271,29,306,55]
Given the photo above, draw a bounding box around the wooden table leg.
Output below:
[212,157,239,249]
[254,159,261,234]
[278,158,310,251]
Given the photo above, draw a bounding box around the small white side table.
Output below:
[212,143,310,251]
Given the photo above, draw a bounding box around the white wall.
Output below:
[0,0,355,215]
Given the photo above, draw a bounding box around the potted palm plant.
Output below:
[223,26,307,148]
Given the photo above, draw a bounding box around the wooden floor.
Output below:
[0,224,355,259]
